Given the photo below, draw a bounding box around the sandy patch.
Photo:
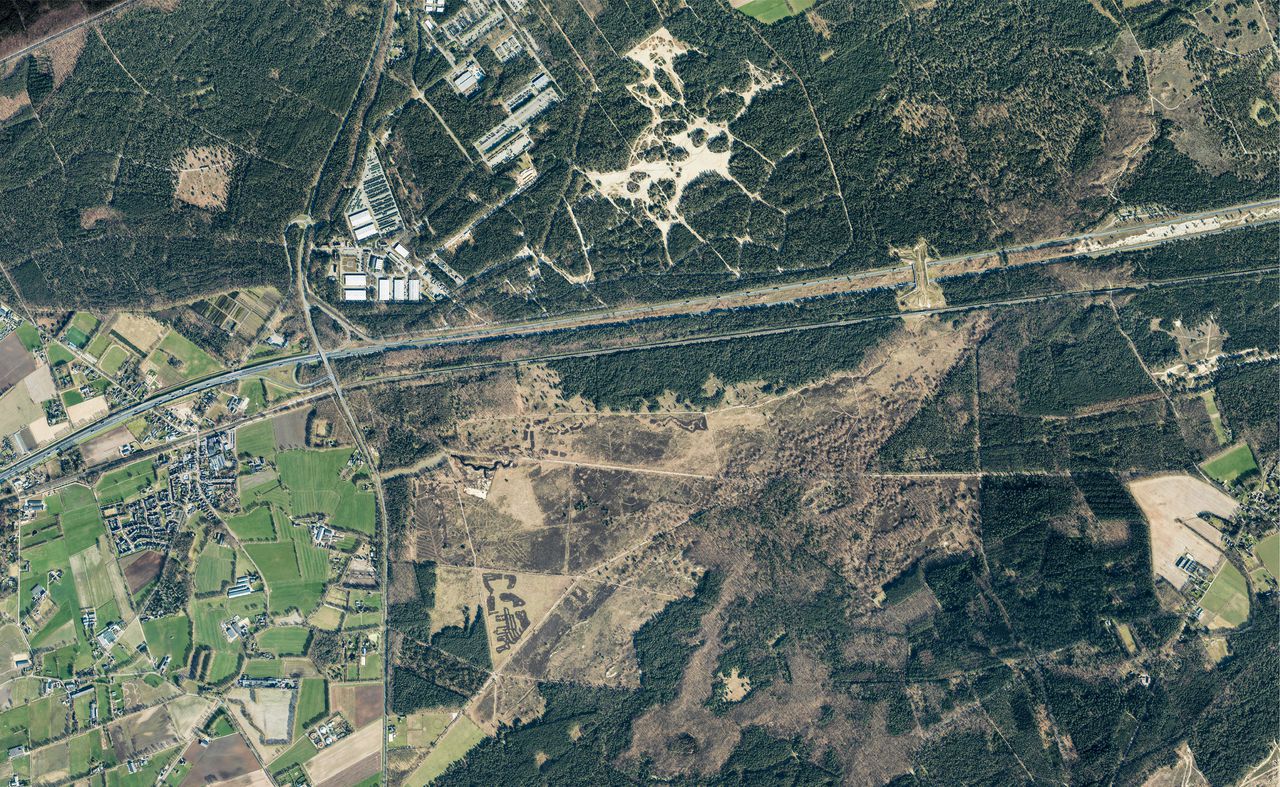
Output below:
[82,425,135,465]
[166,694,216,739]
[67,395,109,427]
[26,415,70,446]
[718,667,751,702]
[482,464,549,529]
[585,28,782,263]
[228,686,294,744]
[1128,474,1237,588]
[110,313,168,353]
[79,205,125,229]
[429,565,482,636]
[23,364,56,402]
[173,146,236,211]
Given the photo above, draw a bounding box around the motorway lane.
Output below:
[3,198,1276,483]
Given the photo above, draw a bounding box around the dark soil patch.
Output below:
[121,550,164,594]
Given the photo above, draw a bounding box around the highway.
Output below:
[1,198,1276,484]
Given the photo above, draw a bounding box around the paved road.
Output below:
[2,199,1276,484]
[0,0,143,67]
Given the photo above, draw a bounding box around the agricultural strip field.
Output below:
[277,449,376,534]
[405,716,484,785]
[1257,533,1280,579]
[295,678,328,732]
[95,460,156,505]
[237,420,278,461]
[1199,561,1250,628]
[195,543,236,594]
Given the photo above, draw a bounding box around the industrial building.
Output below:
[492,33,524,62]
[449,60,486,97]
[473,74,559,169]
[344,147,405,243]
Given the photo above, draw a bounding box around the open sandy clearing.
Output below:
[67,395,110,427]
[174,145,236,210]
[1128,474,1237,588]
[110,313,168,353]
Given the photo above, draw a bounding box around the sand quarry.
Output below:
[585,28,783,268]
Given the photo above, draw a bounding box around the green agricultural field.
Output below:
[226,506,278,541]
[28,695,70,744]
[256,626,312,655]
[244,532,327,615]
[195,544,235,594]
[238,377,292,416]
[151,330,221,380]
[243,659,283,678]
[16,323,41,351]
[1200,562,1250,628]
[99,345,132,376]
[142,614,192,672]
[0,704,30,753]
[204,711,236,738]
[190,596,260,684]
[47,342,75,366]
[105,745,178,787]
[269,735,319,779]
[95,460,157,505]
[736,0,815,23]
[1201,442,1259,486]
[69,312,100,335]
[67,726,115,776]
[1256,533,1279,580]
[277,449,376,534]
[62,389,84,408]
[85,332,111,359]
[240,475,291,512]
[295,678,327,731]
[22,529,92,663]
[56,485,104,552]
[236,420,277,461]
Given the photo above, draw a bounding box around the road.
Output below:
[0,0,143,68]
[1,198,1276,484]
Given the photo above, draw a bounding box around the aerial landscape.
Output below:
[0,0,1275,784]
